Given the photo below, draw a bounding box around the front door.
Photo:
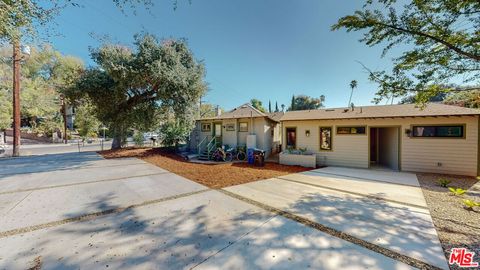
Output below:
[213,123,222,146]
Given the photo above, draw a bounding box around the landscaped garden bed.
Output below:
[417,173,480,269]
[100,147,310,188]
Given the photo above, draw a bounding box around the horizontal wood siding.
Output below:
[402,117,477,176]
[282,116,478,176]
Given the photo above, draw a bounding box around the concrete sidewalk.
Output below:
[0,153,416,269]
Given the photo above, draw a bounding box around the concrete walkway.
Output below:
[0,153,440,269]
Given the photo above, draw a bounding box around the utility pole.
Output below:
[12,40,21,157]
[60,94,68,144]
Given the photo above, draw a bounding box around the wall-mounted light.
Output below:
[305,130,310,137]
[405,129,411,136]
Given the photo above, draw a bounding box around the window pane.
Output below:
[239,122,248,132]
[226,124,235,131]
[412,125,463,138]
[436,126,463,137]
[351,127,365,134]
[337,126,365,134]
[201,124,210,132]
[337,127,350,134]
[320,127,332,150]
[413,126,435,137]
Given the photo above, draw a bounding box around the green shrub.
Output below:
[133,132,144,147]
[462,199,480,210]
[159,121,190,150]
[448,187,466,196]
[437,178,451,188]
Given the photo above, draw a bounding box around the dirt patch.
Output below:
[100,147,311,188]
[417,173,480,269]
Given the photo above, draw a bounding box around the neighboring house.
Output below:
[190,103,283,158]
[280,103,480,176]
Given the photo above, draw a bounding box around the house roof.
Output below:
[280,103,480,121]
[200,103,280,122]
[267,112,285,122]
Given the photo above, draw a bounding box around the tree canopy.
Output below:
[444,89,480,108]
[332,0,480,104]
[250,98,267,113]
[66,34,207,149]
[288,95,325,111]
[0,0,153,42]
[0,45,84,131]
[200,103,222,118]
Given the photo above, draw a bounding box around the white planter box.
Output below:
[279,152,316,168]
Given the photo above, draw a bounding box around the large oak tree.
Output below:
[66,34,207,149]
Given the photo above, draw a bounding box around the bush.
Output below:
[159,121,190,150]
[133,132,144,147]
[37,118,62,138]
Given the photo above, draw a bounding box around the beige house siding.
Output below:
[193,117,278,157]
[282,116,479,176]
[222,119,238,147]
[237,117,250,146]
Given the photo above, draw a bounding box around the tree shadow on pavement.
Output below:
[0,152,104,177]
[0,189,432,270]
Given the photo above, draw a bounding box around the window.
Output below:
[226,123,235,131]
[412,125,464,138]
[201,123,211,132]
[239,122,248,132]
[286,127,296,148]
[337,126,366,135]
[320,127,332,151]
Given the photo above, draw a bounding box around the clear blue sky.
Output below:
[49,0,400,110]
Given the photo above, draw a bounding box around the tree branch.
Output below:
[374,20,480,61]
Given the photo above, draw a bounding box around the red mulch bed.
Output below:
[100,147,310,188]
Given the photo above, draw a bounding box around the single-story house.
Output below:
[189,103,284,159]
[280,103,480,176]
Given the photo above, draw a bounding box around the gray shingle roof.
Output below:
[280,103,480,121]
[200,103,280,122]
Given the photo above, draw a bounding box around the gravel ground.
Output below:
[100,147,310,188]
[417,173,480,270]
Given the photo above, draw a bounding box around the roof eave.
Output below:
[280,114,480,122]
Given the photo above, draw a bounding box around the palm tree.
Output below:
[348,80,357,107]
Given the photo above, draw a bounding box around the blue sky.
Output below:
[49,0,400,110]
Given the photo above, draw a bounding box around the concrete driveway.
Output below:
[225,167,449,270]
[0,153,445,269]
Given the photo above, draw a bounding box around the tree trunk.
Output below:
[111,124,124,150]
[111,136,122,150]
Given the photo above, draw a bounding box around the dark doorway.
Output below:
[369,127,400,170]
[286,127,296,149]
